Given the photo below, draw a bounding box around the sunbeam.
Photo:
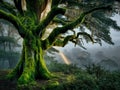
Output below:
[59,52,71,65]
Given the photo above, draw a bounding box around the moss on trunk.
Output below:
[7,39,52,85]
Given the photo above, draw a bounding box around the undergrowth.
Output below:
[0,60,120,90]
[46,60,120,90]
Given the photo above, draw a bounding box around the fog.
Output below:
[52,14,120,71]
[0,14,120,72]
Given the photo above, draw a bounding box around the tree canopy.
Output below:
[0,0,120,49]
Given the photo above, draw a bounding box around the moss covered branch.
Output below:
[77,32,94,43]
[46,5,111,47]
[35,7,66,36]
[53,32,94,47]
[53,35,76,47]
[52,17,68,25]
[41,31,93,49]
[0,1,16,15]
[0,10,26,38]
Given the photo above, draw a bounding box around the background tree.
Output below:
[0,21,21,69]
[0,0,120,84]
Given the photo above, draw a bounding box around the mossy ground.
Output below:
[0,70,75,90]
[0,63,120,90]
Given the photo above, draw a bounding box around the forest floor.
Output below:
[0,70,17,90]
[0,63,120,90]
[0,70,74,90]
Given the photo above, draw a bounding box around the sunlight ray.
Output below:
[59,52,71,65]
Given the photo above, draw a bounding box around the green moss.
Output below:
[16,57,36,85]
[37,45,52,79]
[45,81,59,90]
[41,39,50,50]
[0,10,26,37]
[7,38,52,85]
[1,62,120,90]
[66,75,75,83]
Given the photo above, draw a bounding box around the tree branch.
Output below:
[42,31,94,50]
[77,32,94,43]
[35,7,65,36]
[53,35,75,47]
[0,10,26,38]
[52,17,70,25]
[0,1,16,15]
[54,32,94,47]
[46,5,111,46]
[41,35,75,50]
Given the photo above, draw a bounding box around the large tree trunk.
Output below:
[7,38,52,84]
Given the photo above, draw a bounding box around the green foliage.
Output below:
[1,61,120,90]
[46,60,120,90]
[64,73,97,90]
[47,60,82,74]
[85,64,107,78]
[98,72,120,90]
[60,0,120,46]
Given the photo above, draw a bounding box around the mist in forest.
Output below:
[0,14,120,71]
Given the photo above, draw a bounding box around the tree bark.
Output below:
[8,38,52,84]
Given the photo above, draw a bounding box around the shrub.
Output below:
[98,72,120,90]
[47,60,82,74]
[85,64,107,78]
[47,60,120,90]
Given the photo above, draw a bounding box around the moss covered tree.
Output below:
[0,0,120,84]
